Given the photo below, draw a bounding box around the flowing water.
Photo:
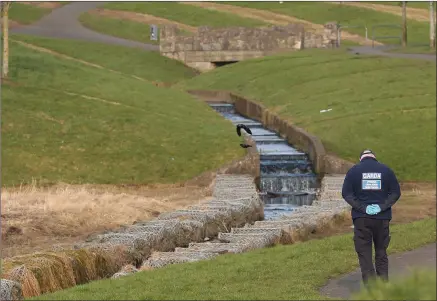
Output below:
[209,103,318,220]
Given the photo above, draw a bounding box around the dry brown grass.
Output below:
[1,183,211,258]
[1,244,138,297]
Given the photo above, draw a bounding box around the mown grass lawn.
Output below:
[386,45,437,54]
[181,49,436,182]
[369,1,431,9]
[8,2,51,24]
[226,2,430,46]
[78,13,160,45]
[30,218,436,300]
[103,2,267,27]
[353,267,437,300]
[353,268,436,300]
[1,41,243,187]
[10,34,198,84]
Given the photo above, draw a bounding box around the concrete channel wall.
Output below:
[187,90,354,176]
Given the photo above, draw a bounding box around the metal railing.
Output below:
[337,24,368,47]
[371,24,402,47]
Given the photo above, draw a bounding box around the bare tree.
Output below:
[430,1,436,49]
[1,1,12,78]
[401,1,407,47]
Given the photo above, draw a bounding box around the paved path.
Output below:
[11,2,159,51]
[349,46,436,61]
[320,243,436,299]
[9,2,436,60]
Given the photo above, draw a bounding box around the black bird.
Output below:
[236,124,252,136]
[240,143,253,148]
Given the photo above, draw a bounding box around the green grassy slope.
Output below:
[78,13,161,44]
[78,2,268,43]
[103,2,267,27]
[225,2,431,45]
[9,3,51,24]
[30,218,436,300]
[11,35,198,83]
[370,1,431,9]
[1,41,243,187]
[181,49,436,181]
[353,268,436,300]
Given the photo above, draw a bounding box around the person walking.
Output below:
[341,149,401,286]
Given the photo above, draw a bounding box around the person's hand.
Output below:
[366,204,381,215]
[365,205,375,215]
[370,204,381,214]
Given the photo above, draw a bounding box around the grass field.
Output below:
[369,1,431,9]
[387,45,437,54]
[352,268,436,300]
[78,13,161,44]
[29,218,436,300]
[225,2,431,46]
[10,34,198,83]
[181,49,436,182]
[1,40,243,187]
[8,3,51,24]
[103,2,267,27]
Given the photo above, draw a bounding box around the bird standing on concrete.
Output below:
[236,124,252,136]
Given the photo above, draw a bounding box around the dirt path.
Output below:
[330,2,431,23]
[88,8,197,33]
[181,1,381,46]
[320,243,436,299]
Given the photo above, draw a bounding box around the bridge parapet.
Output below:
[160,22,339,72]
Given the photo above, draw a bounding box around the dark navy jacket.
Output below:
[342,157,401,220]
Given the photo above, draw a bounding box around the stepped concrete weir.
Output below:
[129,175,350,273]
[209,103,318,220]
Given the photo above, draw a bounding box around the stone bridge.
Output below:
[159,22,339,72]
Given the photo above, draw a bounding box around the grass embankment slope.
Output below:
[30,218,436,300]
[8,2,67,25]
[181,49,436,182]
[2,37,243,187]
[10,34,198,84]
[8,3,51,24]
[369,1,430,9]
[224,2,431,46]
[353,268,436,300]
[79,2,266,43]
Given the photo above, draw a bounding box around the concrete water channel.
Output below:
[209,103,319,220]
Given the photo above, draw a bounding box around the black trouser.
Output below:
[353,217,391,285]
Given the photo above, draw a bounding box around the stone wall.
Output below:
[111,175,350,276]
[1,175,263,300]
[160,23,339,71]
[324,154,355,175]
[187,90,354,176]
